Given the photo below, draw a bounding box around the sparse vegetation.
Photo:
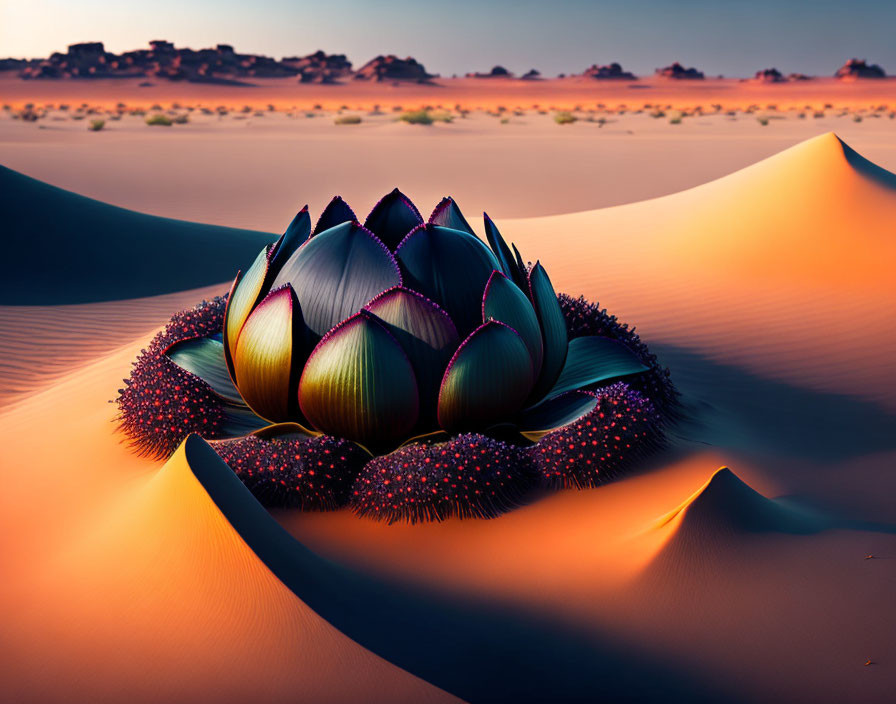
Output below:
[399,109,453,125]
[172,113,189,124]
[145,113,173,126]
[554,111,577,125]
[334,114,362,125]
[757,116,770,126]
[853,114,863,123]
[88,119,106,131]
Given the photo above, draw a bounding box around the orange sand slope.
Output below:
[507,132,896,408]
[1,133,895,702]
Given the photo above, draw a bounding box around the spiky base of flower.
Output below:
[118,292,674,521]
[351,434,538,523]
[213,435,369,509]
[558,293,678,412]
[535,382,664,489]
[116,296,228,459]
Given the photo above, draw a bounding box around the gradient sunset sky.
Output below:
[2,0,894,77]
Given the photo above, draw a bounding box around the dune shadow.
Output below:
[185,435,737,704]
[0,165,275,305]
[654,344,896,462]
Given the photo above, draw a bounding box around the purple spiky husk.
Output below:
[534,382,664,489]
[351,433,538,523]
[213,434,368,509]
[115,295,229,459]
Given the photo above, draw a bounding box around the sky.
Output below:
[2,0,895,78]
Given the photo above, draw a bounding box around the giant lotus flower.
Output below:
[196,189,651,451]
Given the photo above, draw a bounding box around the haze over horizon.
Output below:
[2,0,895,78]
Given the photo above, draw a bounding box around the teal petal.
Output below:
[269,206,311,275]
[364,286,459,420]
[428,197,474,234]
[223,244,272,378]
[517,391,598,441]
[545,336,649,399]
[166,336,243,403]
[313,195,357,236]
[484,213,528,291]
[232,285,305,422]
[298,311,420,449]
[527,262,568,402]
[396,224,501,336]
[438,320,535,432]
[270,221,401,338]
[363,188,424,250]
[482,270,544,376]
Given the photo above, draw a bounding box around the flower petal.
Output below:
[483,213,528,291]
[298,311,420,448]
[270,221,401,338]
[544,336,649,399]
[518,390,598,441]
[363,188,424,250]
[482,270,543,375]
[438,320,535,432]
[313,195,357,236]
[223,245,272,376]
[396,224,501,336]
[268,206,311,275]
[165,336,243,403]
[233,285,304,422]
[428,197,474,234]
[364,286,459,419]
[527,262,568,402]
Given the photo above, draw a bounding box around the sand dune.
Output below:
[1,134,895,702]
[0,284,225,409]
[0,165,272,304]
[506,132,896,408]
[652,466,821,535]
[1,429,457,703]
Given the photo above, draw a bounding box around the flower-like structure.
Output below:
[118,190,674,521]
[219,190,650,450]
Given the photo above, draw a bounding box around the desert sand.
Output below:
[1,84,895,703]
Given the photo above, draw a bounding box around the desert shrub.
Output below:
[88,119,105,131]
[146,113,173,126]
[173,113,189,124]
[399,109,434,125]
[757,116,770,126]
[554,111,577,125]
[853,114,863,123]
[500,117,510,124]
[334,114,362,125]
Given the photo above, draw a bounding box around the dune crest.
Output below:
[505,133,896,408]
[0,432,458,704]
[653,466,819,536]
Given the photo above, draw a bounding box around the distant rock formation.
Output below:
[787,72,811,81]
[521,68,541,80]
[282,50,352,83]
[581,62,636,80]
[753,67,785,83]
[12,40,306,82]
[835,58,886,79]
[466,65,513,79]
[655,62,704,79]
[353,55,434,83]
